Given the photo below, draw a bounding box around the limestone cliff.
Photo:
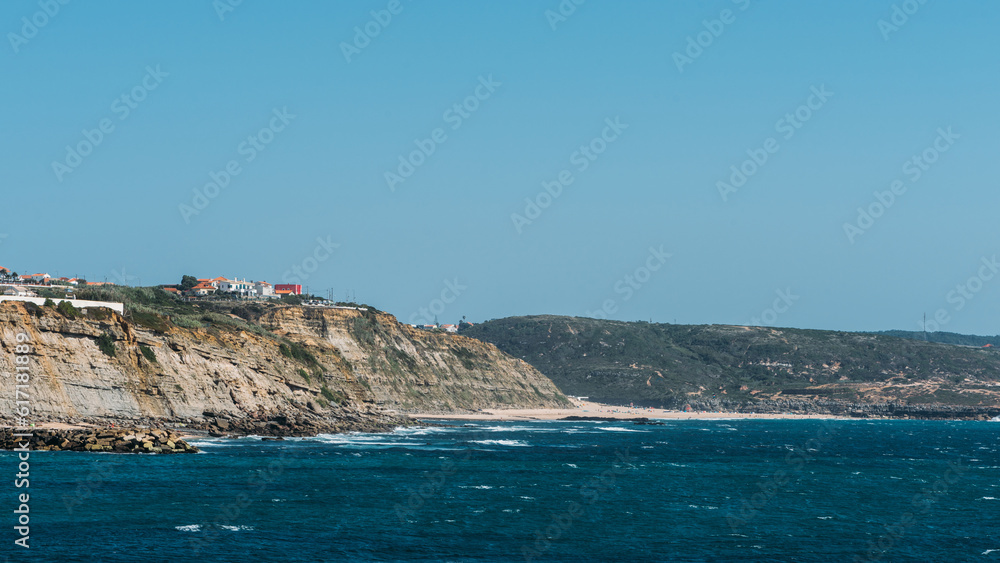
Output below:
[257,306,569,412]
[0,302,567,430]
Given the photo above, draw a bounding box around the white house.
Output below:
[254,281,275,297]
[2,286,33,297]
[218,278,255,297]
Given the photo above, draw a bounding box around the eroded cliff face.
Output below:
[257,306,569,412]
[0,302,566,427]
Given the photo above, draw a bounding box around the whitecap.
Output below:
[597,427,648,433]
[221,525,254,531]
[394,426,460,436]
[475,425,561,433]
[175,525,201,532]
[471,439,530,447]
[979,497,998,501]
[186,440,235,448]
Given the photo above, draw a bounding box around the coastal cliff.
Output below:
[257,306,569,412]
[0,301,567,434]
[463,315,1000,419]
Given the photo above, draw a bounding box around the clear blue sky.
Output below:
[2,0,998,334]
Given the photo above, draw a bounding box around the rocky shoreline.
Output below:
[682,398,1000,420]
[0,407,412,453]
[195,408,410,437]
[1,427,199,453]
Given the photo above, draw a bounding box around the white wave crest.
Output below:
[471,439,531,447]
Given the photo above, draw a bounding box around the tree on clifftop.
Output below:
[180,275,198,291]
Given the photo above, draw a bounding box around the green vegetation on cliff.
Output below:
[871,330,1000,348]
[461,316,1000,409]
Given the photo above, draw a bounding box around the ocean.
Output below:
[5,419,999,562]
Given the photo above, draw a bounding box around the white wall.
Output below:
[0,296,124,314]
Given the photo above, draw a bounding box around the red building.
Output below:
[275,284,303,295]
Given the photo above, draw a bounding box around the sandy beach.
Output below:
[406,401,846,421]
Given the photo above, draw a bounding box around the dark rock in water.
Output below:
[634,419,666,426]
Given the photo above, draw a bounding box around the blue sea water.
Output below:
[3,419,1000,562]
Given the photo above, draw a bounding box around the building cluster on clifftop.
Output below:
[0,266,116,297]
[166,276,302,299]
